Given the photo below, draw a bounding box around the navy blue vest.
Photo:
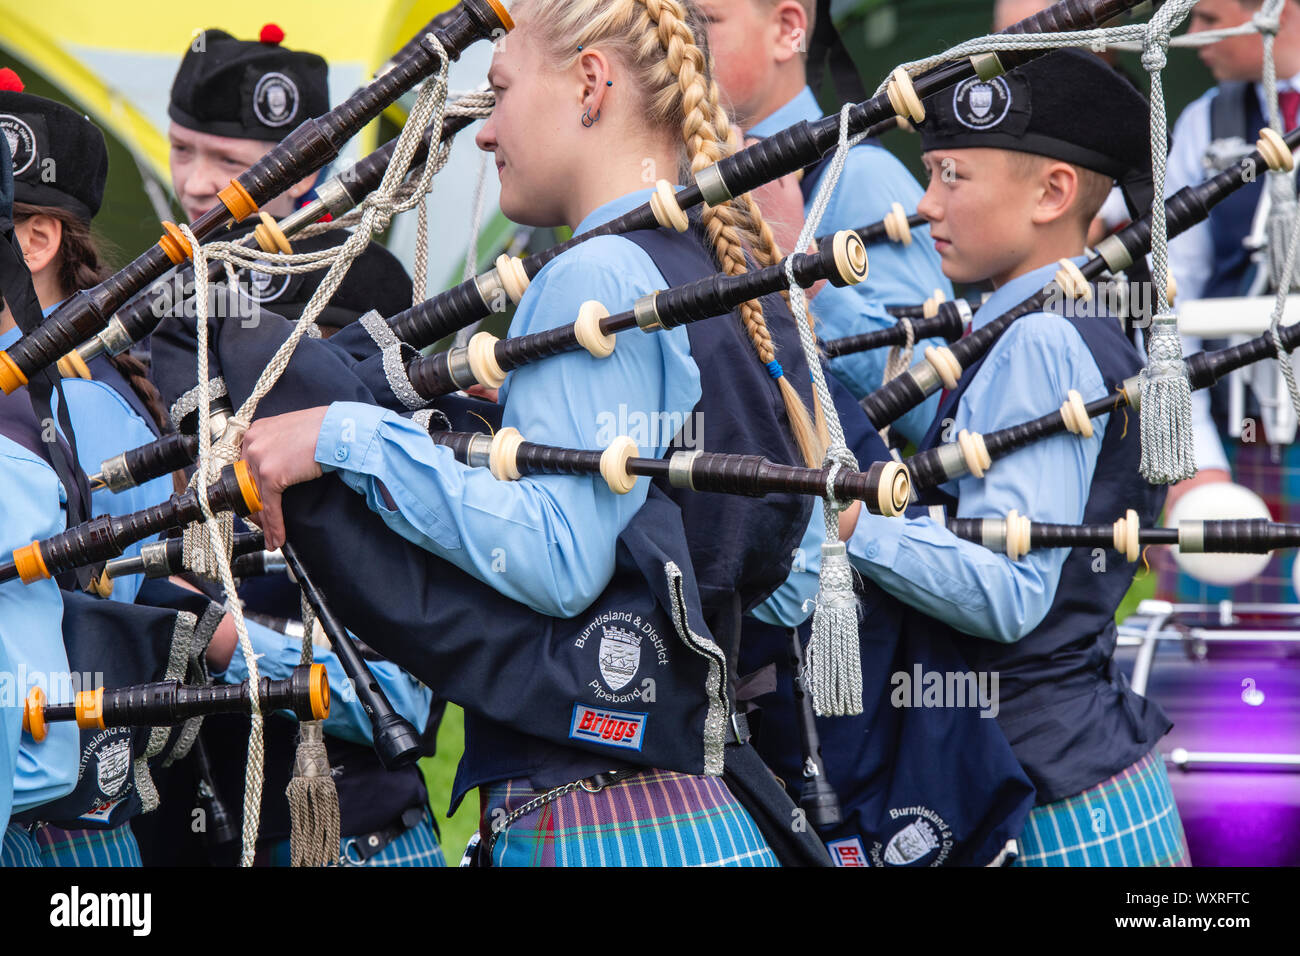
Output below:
[1204,83,1267,300]
[914,303,1171,803]
[739,373,1036,864]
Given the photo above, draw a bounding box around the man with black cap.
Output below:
[166,24,412,330]
[838,49,1188,866]
[137,25,447,869]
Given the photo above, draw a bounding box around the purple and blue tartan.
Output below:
[1156,441,1300,604]
[1013,750,1190,867]
[482,768,780,867]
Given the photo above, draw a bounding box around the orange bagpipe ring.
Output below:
[218,181,259,223]
[484,0,514,31]
[23,686,46,742]
[76,687,105,730]
[12,541,50,584]
[233,460,263,514]
[0,350,28,394]
[308,663,330,720]
[158,222,194,265]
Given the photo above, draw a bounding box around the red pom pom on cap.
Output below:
[0,68,24,93]
[259,23,285,45]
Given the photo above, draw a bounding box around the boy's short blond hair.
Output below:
[1006,151,1115,231]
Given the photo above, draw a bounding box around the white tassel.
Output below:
[807,541,862,716]
[1139,314,1197,483]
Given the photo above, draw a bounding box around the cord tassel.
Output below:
[1139,314,1197,483]
[807,540,862,716]
[286,720,340,867]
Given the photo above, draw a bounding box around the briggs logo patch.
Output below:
[827,837,868,867]
[569,704,646,751]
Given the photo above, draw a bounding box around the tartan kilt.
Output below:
[1,821,142,866]
[1155,441,1300,605]
[1012,750,1190,867]
[265,810,447,867]
[482,768,780,867]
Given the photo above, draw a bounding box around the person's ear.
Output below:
[773,0,811,64]
[577,48,614,119]
[1031,161,1079,226]
[15,214,63,275]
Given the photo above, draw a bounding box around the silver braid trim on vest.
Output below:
[170,377,228,431]
[360,310,428,411]
[135,609,198,812]
[664,562,726,776]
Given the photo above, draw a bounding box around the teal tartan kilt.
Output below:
[1013,750,1190,867]
[1,821,142,867]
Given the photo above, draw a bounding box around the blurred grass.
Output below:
[419,703,477,860]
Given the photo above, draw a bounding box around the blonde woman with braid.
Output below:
[231,0,833,866]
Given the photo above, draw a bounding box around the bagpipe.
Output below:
[76,101,489,366]
[903,305,1300,491]
[830,127,1299,385]
[946,510,1300,564]
[0,0,1157,395]
[87,422,911,520]
[0,463,261,586]
[103,530,268,582]
[22,664,329,743]
[0,0,515,395]
[376,0,1160,351]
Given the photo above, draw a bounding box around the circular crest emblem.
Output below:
[253,72,299,128]
[952,76,1012,132]
[246,265,290,303]
[0,114,37,175]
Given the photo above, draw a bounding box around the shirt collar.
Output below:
[575,188,661,236]
[747,87,822,139]
[972,255,1090,330]
[1256,70,1300,107]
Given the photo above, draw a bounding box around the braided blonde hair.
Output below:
[518,0,825,465]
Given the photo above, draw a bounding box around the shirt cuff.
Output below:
[846,510,907,570]
[315,401,393,475]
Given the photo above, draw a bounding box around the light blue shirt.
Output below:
[846,260,1109,642]
[0,623,15,831]
[0,435,78,814]
[3,318,175,606]
[750,87,952,445]
[217,619,433,748]
[316,188,702,618]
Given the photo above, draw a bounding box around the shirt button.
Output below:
[334,446,349,463]
[864,542,879,559]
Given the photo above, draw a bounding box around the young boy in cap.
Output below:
[135,25,444,868]
[840,49,1189,866]
[702,0,951,445]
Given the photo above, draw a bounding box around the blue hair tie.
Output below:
[765,360,784,380]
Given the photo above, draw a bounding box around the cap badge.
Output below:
[253,72,299,128]
[953,77,1011,131]
[0,114,37,175]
